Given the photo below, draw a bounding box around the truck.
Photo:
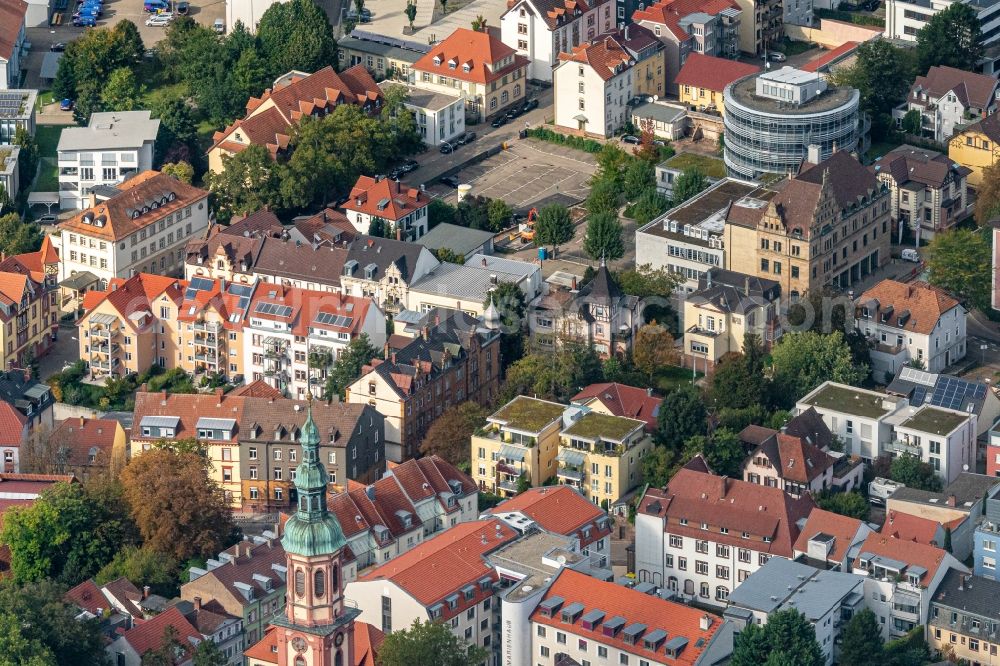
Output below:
[868,477,905,505]
[510,207,538,243]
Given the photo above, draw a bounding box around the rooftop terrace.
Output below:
[562,411,644,442]
[489,396,566,433]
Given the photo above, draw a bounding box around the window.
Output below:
[314,569,326,597]
[540,646,550,658]
[669,535,683,548]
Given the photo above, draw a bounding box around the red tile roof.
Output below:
[911,65,1000,110]
[881,511,945,547]
[358,519,518,612]
[771,433,835,484]
[853,533,950,586]
[801,41,858,73]
[792,508,866,564]
[639,464,816,557]
[230,380,284,399]
[246,284,373,338]
[0,0,27,61]
[102,577,143,619]
[414,28,528,84]
[81,273,185,333]
[633,0,740,41]
[674,52,760,92]
[559,37,634,81]
[58,171,209,242]
[120,606,201,660]
[342,176,429,222]
[483,486,610,547]
[47,417,121,468]
[533,569,722,666]
[0,401,26,447]
[244,622,383,665]
[858,279,961,336]
[572,382,661,431]
[0,473,76,497]
[65,579,106,616]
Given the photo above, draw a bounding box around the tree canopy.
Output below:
[256,0,338,79]
[889,453,942,491]
[632,323,677,379]
[324,333,379,400]
[120,449,239,562]
[583,211,625,261]
[731,609,824,666]
[206,145,282,223]
[534,205,575,252]
[0,213,43,256]
[419,402,487,465]
[830,40,914,138]
[925,227,991,311]
[916,2,983,73]
[655,384,707,450]
[53,21,144,119]
[378,619,488,666]
[770,331,867,407]
[839,609,884,666]
[672,168,708,206]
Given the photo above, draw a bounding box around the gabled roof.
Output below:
[572,382,661,431]
[245,283,372,338]
[857,279,961,335]
[674,52,760,92]
[229,379,283,398]
[910,65,1000,110]
[755,432,835,484]
[57,171,209,242]
[875,145,970,189]
[182,539,286,609]
[343,175,428,222]
[506,0,599,30]
[559,37,634,81]
[245,623,384,666]
[345,235,433,283]
[413,28,528,84]
[47,417,120,468]
[0,0,27,61]
[65,579,106,616]
[783,407,833,450]
[483,485,611,546]
[639,465,816,557]
[853,533,951,586]
[102,577,144,619]
[881,510,945,547]
[960,109,1000,143]
[532,569,723,666]
[0,401,27,447]
[252,237,349,289]
[82,273,185,333]
[119,606,201,660]
[633,0,740,41]
[0,236,59,284]
[357,519,518,609]
[792,508,866,564]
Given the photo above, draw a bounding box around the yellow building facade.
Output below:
[948,117,1000,187]
[558,412,650,507]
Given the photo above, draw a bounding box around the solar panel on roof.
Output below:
[184,276,215,301]
[254,302,293,317]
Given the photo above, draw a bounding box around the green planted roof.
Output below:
[489,396,566,433]
[802,384,891,419]
[562,411,644,441]
[901,407,970,437]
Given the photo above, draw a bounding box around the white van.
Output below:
[901,248,921,263]
[868,477,905,505]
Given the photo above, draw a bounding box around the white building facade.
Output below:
[553,38,635,138]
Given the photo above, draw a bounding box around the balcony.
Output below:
[497,479,520,494]
[496,462,522,476]
[194,352,218,362]
[60,167,78,177]
[90,326,119,339]
[557,465,584,482]
[887,440,922,457]
[90,342,120,355]
[193,321,223,333]
[90,358,120,371]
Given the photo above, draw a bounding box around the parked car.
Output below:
[145,13,172,25]
[60,98,74,111]
[901,248,921,263]
[176,0,189,12]
[506,106,523,120]
[143,0,168,11]
[621,135,640,144]
[768,52,787,62]
[440,175,460,188]
[401,159,419,173]
[457,132,476,145]
[37,215,57,225]
[75,7,101,17]
[73,13,96,24]
[213,17,225,32]
[522,98,539,112]
[491,114,507,128]
[439,141,455,154]
[50,42,66,51]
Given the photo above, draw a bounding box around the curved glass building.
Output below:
[723,67,862,180]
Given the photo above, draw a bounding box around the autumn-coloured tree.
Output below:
[632,322,677,379]
[419,402,487,466]
[120,449,239,562]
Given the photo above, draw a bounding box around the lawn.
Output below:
[32,124,65,193]
[661,152,727,179]
[36,90,55,108]
[865,139,903,163]
[780,39,816,56]
[655,365,702,392]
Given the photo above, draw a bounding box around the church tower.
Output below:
[274,399,359,666]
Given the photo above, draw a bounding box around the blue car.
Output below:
[59,99,74,111]
[71,15,95,25]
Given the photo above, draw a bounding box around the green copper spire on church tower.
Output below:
[281,398,348,557]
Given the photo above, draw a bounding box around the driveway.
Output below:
[38,326,81,381]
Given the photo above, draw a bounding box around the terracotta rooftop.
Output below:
[532,569,723,666]
[483,486,611,546]
[119,606,201,660]
[674,52,760,92]
[633,0,740,41]
[65,579,106,616]
[801,41,858,73]
[911,65,1000,110]
[559,37,634,81]
[757,432,835,484]
[857,279,961,335]
[792,508,866,564]
[0,400,26,447]
[572,382,661,431]
[342,175,428,222]
[881,510,945,547]
[853,533,951,586]
[80,273,185,333]
[47,417,121,468]
[0,0,27,61]
[414,28,528,85]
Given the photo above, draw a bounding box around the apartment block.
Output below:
[554,36,637,138]
[559,410,651,507]
[927,569,1000,663]
[55,111,159,210]
[635,457,816,607]
[894,65,1000,144]
[792,508,873,571]
[0,236,59,371]
[341,175,429,241]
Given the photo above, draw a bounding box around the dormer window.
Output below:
[463,63,471,72]
[433,56,442,65]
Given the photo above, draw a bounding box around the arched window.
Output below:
[295,568,305,597]
[315,569,326,598]
[335,650,343,666]
[332,564,340,593]
[716,585,729,601]
[295,657,306,666]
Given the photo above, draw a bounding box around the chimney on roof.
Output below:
[142,586,150,600]
[80,416,85,426]
[744,276,750,296]
[383,341,390,358]
[194,596,202,610]
[482,257,487,267]
[87,192,97,209]
[947,494,957,507]
[422,326,429,341]
[215,388,224,401]
[700,615,712,631]
[392,352,397,364]
[646,388,653,397]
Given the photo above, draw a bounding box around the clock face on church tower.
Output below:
[335,632,345,647]
[291,637,308,654]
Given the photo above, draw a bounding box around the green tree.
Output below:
[0,579,108,665]
[0,480,137,584]
[379,618,488,666]
[770,331,867,407]
[628,188,671,225]
[256,0,338,79]
[623,159,655,201]
[697,427,745,477]
[615,263,682,298]
[594,144,631,188]
[455,195,491,230]
[112,19,146,63]
[0,213,43,255]
[428,198,456,227]
[816,491,869,520]
[710,334,766,411]
[12,127,38,191]
[95,545,180,598]
[500,344,600,403]
[324,333,379,399]
[152,97,200,165]
[486,280,527,328]
[632,322,677,380]
[404,1,417,30]
[655,384,707,450]
[206,145,282,223]
[586,177,622,216]
[830,39,914,139]
[839,609,884,666]
[100,67,144,112]
[889,453,942,491]
[471,14,487,31]
[533,204,574,253]
[52,23,145,121]
[916,2,983,73]
[583,211,625,261]
[672,167,708,206]
[434,247,464,263]
[368,217,389,238]
[926,227,991,311]
[160,161,194,184]
[901,109,921,135]
[640,446,674,488]
[120,449,239,562]
[419,401,486,464]
[487,198,513,232]
[731,609,824,666]
[192,638,228,666]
